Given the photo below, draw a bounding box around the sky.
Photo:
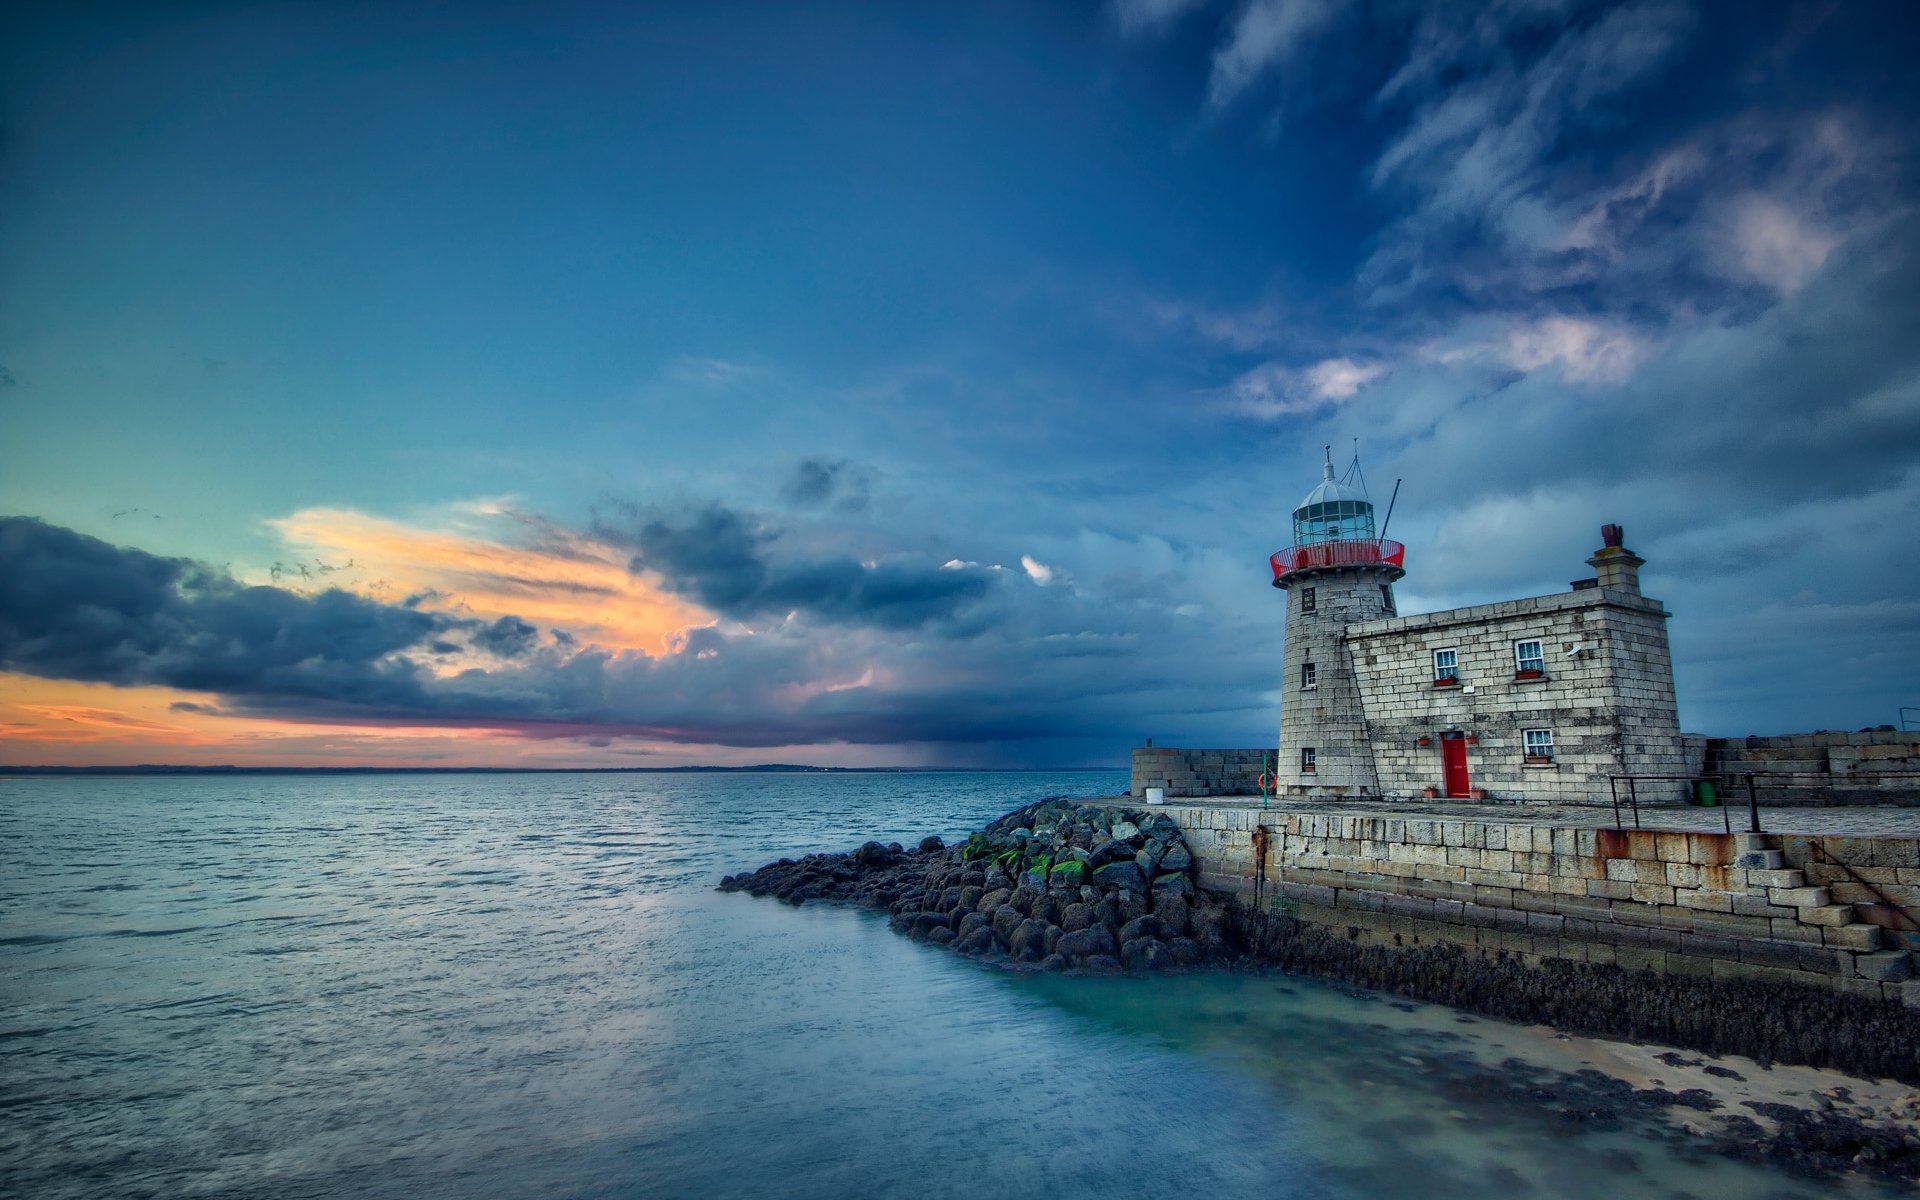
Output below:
[2,0,1917,769]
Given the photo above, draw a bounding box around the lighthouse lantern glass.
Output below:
[1292,495,1376,546]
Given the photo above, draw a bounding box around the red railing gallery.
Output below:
[1269,538,1406,582]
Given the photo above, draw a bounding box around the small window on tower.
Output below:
[1301,586,1316,613]
[1433,648,1459,685]
[1515,639,1545,677]
[1301,661,1317,689]
[1300,747,1317,773]
[1380,584,1395,614]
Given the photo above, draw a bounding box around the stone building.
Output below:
[1267,456,1690,805]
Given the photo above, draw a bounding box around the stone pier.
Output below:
[1100,796,1920,1004]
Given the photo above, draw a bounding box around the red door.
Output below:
[1441,734,1470,798]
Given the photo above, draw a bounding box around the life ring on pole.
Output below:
[1258,772,1274,793]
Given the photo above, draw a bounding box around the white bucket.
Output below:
[1145,787,1165,806]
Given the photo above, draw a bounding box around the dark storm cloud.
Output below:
[779,457,873,513]
[472,615,538,658]
[0,514,1265,758]
[0,517,442,705]
[599,502,996,630]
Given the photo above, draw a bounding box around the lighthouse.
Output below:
[1270,451,1405,797]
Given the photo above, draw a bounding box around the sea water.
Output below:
[0,773,1899,1199]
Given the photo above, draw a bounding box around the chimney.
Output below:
[1585,524,1644,595]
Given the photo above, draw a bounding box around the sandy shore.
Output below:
[1515,1021,1920,1176]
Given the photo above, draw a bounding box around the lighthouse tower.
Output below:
[1270,452,1405,797]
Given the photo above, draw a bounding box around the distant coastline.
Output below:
[0,764,1117,776]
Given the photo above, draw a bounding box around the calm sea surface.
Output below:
[0,772,1895,1199]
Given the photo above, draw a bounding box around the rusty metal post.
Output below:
[1251,823,1272,952]
[1746,773,1761,834]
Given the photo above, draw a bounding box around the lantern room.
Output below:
[1270,450,1406,586]
[1292,456,1376,545]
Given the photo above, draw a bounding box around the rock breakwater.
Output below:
[719,799,1236,972]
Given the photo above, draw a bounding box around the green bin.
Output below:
[1691,778,1718,807]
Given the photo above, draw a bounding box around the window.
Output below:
[1515,639,1545,676]
[1301,661,1317,689]
[1300,586,1316,613]
[1380,584,1396,614]
[1433,648,1458,684]
[1524,729,1554,762]
[1300,747,1317,773]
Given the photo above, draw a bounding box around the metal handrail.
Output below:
[1269,538,1406,582]
[1605,773,1728,832]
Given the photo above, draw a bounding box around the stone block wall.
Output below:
[1276,569,1394,796]
[1152,801,1920,1003]
[1707,732,1920,806]
[1129,747,1268,798]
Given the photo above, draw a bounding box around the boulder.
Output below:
[1190,901,1231,942]
[1082,954,1124,974]
[1043,924,1065,957]
[853,841,895,866]
[927,926,957,946]
[911,912,949,937]
[1048,861,1088,889]
[1135,842,1166,874]
[1152,872,1193,899]
[1009,918,1050,962]
[1164,937,1204,966]
[1039,954,1068,972]
[1114,888,1150,926]
[1121,935,1165,970]
[1110,820,1141,843]
[1118,915,1157,945]
[918,835,946,854]
[1060,902,1094,933]
[1089,838,1133,868]
[1154,894,1191,940]
[1158,842,1193,873]
[1031,895,1063,926]
[959,886,985,910]
[1091,861,1147,893]
[956,910,992,939]
[946,905,974,931]
[1056,924,1118,962]
[1008,886,1039,915]
[991,905,1026,944]
[976,888,1012,916]
[955,926,997,956]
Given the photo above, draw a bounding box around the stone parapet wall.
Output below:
[1150,801,1920,1004]
[1129,747,1268,798]
[1707,732,1920,806]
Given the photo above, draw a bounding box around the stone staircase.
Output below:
[1733,833,1915,983]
